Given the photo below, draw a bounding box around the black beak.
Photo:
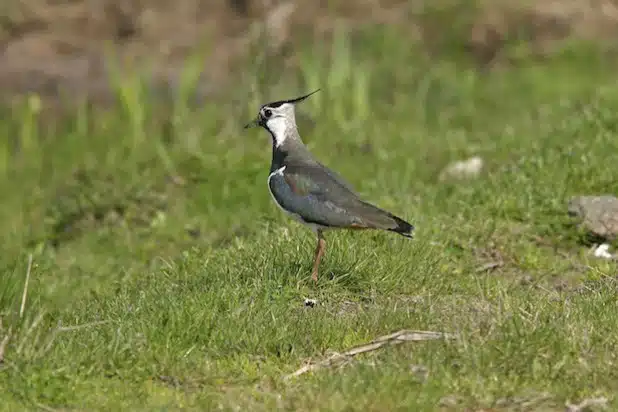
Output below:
[244,117,260,129]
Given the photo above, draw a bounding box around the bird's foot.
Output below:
[311,271,318,283]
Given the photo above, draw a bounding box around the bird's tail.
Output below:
[387,214,414,238]
[356,200,415,238]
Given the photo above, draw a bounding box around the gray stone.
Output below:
[568,195,618,239]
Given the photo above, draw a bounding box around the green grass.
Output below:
[1,23,618,411]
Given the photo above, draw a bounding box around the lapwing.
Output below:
[244,90,414,282]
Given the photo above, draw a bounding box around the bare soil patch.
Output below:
[1,0,617,106]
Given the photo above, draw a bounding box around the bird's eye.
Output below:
[263,109,272,118]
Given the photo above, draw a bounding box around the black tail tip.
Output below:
[390,216,415,239]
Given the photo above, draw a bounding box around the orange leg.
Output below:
[311,230,326,283]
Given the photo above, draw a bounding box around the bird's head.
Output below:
[244,89,320,147]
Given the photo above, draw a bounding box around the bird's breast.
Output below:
[267,166,302,221]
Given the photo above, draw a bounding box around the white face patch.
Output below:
[262,103,295,148]
[265,116,288,147]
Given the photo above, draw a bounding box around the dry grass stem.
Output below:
[57,320,110,332]
[19,254,33,319]
[0,327,11,364]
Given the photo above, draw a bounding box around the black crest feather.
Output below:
[264,89,320,109]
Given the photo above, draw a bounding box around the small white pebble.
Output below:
[439,156,484,181]
[593,243,613,259]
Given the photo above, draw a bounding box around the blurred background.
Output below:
[2,0,618,108]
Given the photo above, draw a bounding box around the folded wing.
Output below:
[269,162,411,235]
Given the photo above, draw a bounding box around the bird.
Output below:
[244,89,414,283]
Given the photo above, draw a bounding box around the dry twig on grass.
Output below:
[285,329,456,379]
[475,261,504,273]
[566,397,608,412]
